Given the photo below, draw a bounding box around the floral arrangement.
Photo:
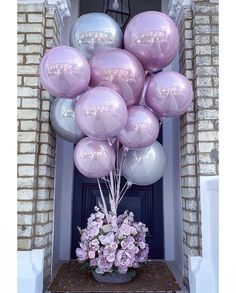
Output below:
[76,207,149,275]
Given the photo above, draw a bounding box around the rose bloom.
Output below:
[91,239,99,246]
[139,241,146,249]
[106,253,116,263]
[120,223,131,236]
[76,248,88,261]
[89,226,99,237]
[130,226,137,235]
[88,250,96,259]
[96,211,105,219]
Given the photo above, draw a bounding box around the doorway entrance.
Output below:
[53,0,183,279]
[71,131,164,260]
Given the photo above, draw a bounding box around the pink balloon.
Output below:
[89,48,145,107]
[39,46,91,99]
[146,71,193,118]
[75,87,128,140]
[124,11,179,72]
[139,75,153,107]
[74,137,115,178]
[117,106,160,150]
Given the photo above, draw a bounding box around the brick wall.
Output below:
[178,0,219,287]
[17,3,60,289]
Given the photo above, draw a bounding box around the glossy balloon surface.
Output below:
[69,13,123,61]
[139,75,152,107]
[50,97,85,143]
[74,137,115,178]
[90,49,145,107]
[124,11,179,72]
[75,87,128,140]
[117,106,160,150]
[39,46,90,99]
[122,141,167,185]
[146,71,193,117]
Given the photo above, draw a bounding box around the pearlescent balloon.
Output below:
[69,13,123,61]
[74,137,115,178]
[146,71,193,117]
[124,11,179,72]
[139,75,152,107]
[50,97,85,143]
[39,46,91,99]
[122,141,167,185]
[89,49,145,107]
[75,87,128,140]
[117,106,160,150]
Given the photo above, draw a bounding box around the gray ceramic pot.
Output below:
[92,269,136,284]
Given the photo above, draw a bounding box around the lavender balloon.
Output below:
[69,13,123,61]
[122,141,167,186]
[39,46,91,99]
[146,71,193,118]
[75,87,128,140]
[117,106,160,150]
[74,137,115,178]
[139,75,152,107]
[89,49,145,107]
[124,11,179,72]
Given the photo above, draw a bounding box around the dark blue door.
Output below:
[71,128,164,259]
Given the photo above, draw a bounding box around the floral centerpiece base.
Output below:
[92,269,136,284]
[76,207,149,284]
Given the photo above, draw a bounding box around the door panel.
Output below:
[71,128,164,259]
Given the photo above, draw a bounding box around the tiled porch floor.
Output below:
[46,260,189,293]
[165,262,188,293]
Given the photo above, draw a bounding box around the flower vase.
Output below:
[92,269,136,284]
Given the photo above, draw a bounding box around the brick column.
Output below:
[17,1,70,289]
[173,0,218,287]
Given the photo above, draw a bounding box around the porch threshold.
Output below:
[47,260,181,293]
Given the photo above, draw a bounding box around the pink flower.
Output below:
[120,223,131,236]
[99,232,114,245]
[81,231,89,241]
[76,210,149,273]
[76,248,88,261]
[118,266,128,274]
[97,255,113,272]
[115,249,134,271]
[93,244,100,251]
[110,242,118,250]
[91,239,99,246]
[106,253,116,263]
[139,241,146,249]
[96,218,104,228]
[88,250,96,259]
[90,258,97,267]
[80,243,88,251]
[96,211,105,219]
[130,226,137,235]
[89,226,99,237]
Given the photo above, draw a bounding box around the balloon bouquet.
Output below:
[39,11,193,278]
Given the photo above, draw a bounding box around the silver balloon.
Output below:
[50,97,85,143]
[121,141,167,186]
[69,13,123,61]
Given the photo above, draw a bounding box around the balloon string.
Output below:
[115,146,127,206]
[117,180,132,206]
[97,178,109,222]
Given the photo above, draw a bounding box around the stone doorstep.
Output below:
[46,260,184,293]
